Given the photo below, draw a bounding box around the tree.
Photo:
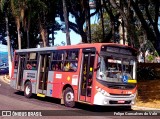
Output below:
[0,0,12,77]
[62,0,71,45]
[131,0,160,54]
[106,0,160,54]
[91,13,111,43]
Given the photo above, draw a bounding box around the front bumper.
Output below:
[93,92,136,106]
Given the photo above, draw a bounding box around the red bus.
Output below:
[10,43,137,108]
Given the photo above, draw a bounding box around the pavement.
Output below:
[0,75,160,111]
[0,75,10,84]
[132,105,160,110]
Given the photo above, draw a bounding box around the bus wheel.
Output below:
[24,82,32,98]
[63,87,75,107]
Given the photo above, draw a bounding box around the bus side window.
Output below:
[14,62,18,69]
[26,53,37,70]
[14,54,19,69]
[52,61,62,71]
[26,63,32,69]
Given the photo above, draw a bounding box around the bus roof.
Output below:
[15,43,137,53]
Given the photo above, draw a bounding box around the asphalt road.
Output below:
[0,76,159,119]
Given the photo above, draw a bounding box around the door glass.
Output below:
[81,54,88,96]
[39,54,50,90]
[80,53,95,97]
[18,55,26,86]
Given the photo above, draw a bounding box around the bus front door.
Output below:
[37,54,50,95]
[17,55,26,90]
[79,49,95,103]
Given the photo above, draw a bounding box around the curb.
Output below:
[132,105,160,110]
[4,75,10,83]
[0,75,10,84]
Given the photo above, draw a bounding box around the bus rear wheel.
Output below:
[63,87,75,107]
[24,82,32,98]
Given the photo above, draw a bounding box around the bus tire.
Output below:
[24,82,32,98]
[63,87,75,107]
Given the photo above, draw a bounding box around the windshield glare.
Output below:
[97,56,136,83]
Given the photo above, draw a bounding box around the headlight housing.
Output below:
[96,86,110,96]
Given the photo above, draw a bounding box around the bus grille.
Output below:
[109,93,131,96]
[108,85,134,90]
[109,100,131,104]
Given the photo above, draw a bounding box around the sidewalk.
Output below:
[0,75,10,84]
[132,105,160,110]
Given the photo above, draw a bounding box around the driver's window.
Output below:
[106,58,122,79]
[122,60,133,78]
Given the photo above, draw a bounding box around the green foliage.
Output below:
[91,13,111,43]
[137,66,156,80]
[147,55,154,62]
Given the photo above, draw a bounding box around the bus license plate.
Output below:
[118,100,125,103]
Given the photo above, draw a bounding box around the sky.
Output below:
[54,10,97,46]
[53,15,81,46]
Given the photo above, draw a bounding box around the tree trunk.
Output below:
[26,17,30,48]
[40,23,47,47]
[52,27,54,46]
[5,16,12,77]
[27,29,30,48]
[85,0,91,43]
[100,0,105,42]
[16,18,21,49]
[122,19,125,45]
[130,0,158,52]
[62,0,71,45]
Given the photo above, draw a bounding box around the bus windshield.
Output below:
[97,56,136,83]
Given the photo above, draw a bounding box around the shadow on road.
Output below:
[75,103,132,112]
[14,91,132,112]
[14,91,24,96]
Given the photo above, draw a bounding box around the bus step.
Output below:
[37,93,45,98]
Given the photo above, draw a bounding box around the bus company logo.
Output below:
[2,111,11,116]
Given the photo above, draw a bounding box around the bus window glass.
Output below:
[97,56,136,83]
[52,51,64,71]
[66,50,79,60]
[26,53,37,70]
[51,61,63,71]
[53,51,64,60]
[14,54,19,69]
[15,54,19,61]
[52,50,79,72]
[29,53,37,60]
[63,50,79,72]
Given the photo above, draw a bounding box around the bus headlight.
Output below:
[103,91,110,96]
[96,86,110,96]
[130,91,137,97]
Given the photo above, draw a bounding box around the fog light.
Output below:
[104,100,108,104]
[131,101,135,105]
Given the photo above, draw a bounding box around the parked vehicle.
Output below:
[0,66,9,74]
